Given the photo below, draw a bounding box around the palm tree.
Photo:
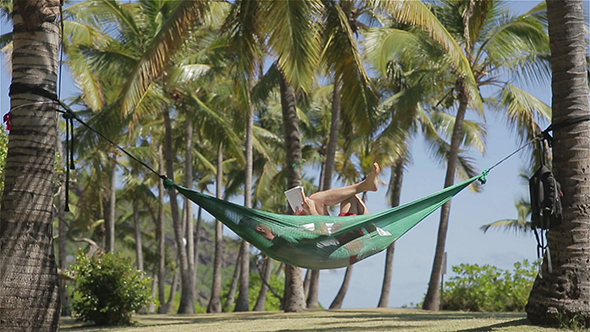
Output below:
[526,0,590,325]
[364,16,491,307]
[67,0,235,314]
[376,0,550,310]
[0,0,61,330]
[260,0,323,312]
[222,0,266,311]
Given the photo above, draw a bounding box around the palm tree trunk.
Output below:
[320,80,342,191]
[157,148,168,314]
[133,200,144,271]
[308,80,343,309]
[423,80,469,311]
[234,241,250,311]
[303,270,311,298]
[235,96,255,312]
[184,118,196,308]
[378,158,405,307]
[56,137,71,316]
[163,108,195,314]
[166,268,179,312]
[526,0,590,325]
[58,186,71,316]
[225,251,242,311]
[330,265,354,309]
[254,257,273,311]
[0,1,62,329]
[279,69,306,312]
[156,151,168,313]
[194,206,203,286]
[208,143,225,313]
[148,273,158,313]
[105,158,117,252]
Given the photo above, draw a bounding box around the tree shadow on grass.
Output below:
[60,310,531,331]
[454,318,531,332]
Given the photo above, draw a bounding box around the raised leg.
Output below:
[308,162,380,215]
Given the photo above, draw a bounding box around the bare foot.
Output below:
[361,162,380,192]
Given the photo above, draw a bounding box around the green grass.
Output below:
[60,308,578,332]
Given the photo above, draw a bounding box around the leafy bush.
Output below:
[442,260,538,312]
[71,251,154,326]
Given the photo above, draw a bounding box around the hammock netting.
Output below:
[165,172,487,270]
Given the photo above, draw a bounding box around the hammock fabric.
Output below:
[165,172,487,270]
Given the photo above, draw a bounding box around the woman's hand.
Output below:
[302,197,319,215]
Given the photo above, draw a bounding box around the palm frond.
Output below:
[382,0,482,109]
[262,0,322,93]
[322,1,378,133]
[119,0,209,116]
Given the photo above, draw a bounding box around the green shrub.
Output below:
[442,260,538,312]
[71,251,154,326]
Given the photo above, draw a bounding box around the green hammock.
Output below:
[165,172,487,270]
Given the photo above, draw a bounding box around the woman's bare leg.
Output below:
[308,163,380,215]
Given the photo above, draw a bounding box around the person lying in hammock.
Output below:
[253,162,381,245]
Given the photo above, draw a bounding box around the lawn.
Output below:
[60,308,578,332]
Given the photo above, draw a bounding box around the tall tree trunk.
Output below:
[148,273,158,313]
[194,206,203,286]
[225,251,242,311]
[378,158,405,307]
[133,200,144,271]
[163,108,195,314]
[165,268,179,312]
[279,70,306,313]
[234,240,250,311]
[422,79,469,311]
[58,189,70,316]
[526,0,590,326]
[329,265,354,309]
[157,148,168,314]
[105,158,117,252]
[207,143,225,313]
[235,96,255,312]
[303,270,311,298]
[183,118,196,310]
[254,257,273,311]
[56,137,70,316]
[0,1,62,330]
[308,81,343,309]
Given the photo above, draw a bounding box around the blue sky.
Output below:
[0,1,586,310]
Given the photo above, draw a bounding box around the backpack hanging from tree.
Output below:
[529,165,563,230]
[528,132,564,277]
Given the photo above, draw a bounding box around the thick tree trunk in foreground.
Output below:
[526,0,590,326]
[0,1,62,330]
